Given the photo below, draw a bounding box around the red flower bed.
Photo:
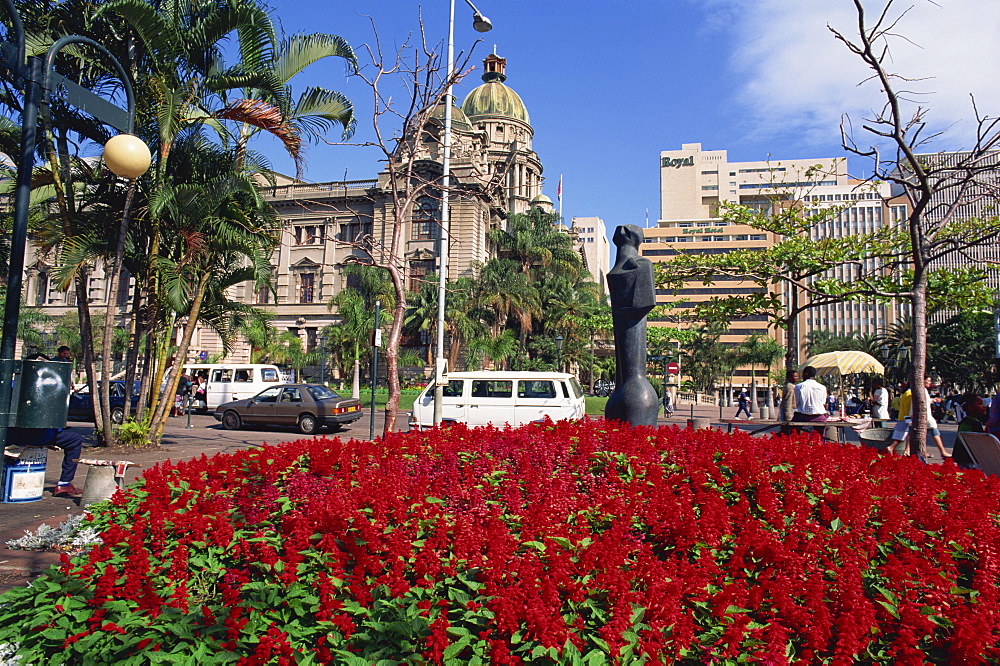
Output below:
[3,419,1000,663]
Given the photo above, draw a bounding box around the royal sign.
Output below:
[661,156,695,169]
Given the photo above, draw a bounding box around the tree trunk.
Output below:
[448,330,461,372]
[352,355,360,399]
[150,272,211,443]
[909,272,929,457]
[71,274,106,443]
[43,129,106,442]
[98,182,138,444]
[122,281,144,422]
[136,325,155,421]
[382,297,406,436]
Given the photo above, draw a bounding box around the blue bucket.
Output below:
[2,447,47,503]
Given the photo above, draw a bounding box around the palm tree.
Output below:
[686,324,728,393]
[875,317,915,386]
[95,0,356,443]
[489,207,581,281]
[465,329,518,371]
[736,334,785,416]
[487,209,581,361]
[473,259,540,352]
[146,140,280,442]
[329,265,394,398]
[227,33,357,177]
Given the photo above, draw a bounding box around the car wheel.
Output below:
[298,414,318,435]
[222,410,242,430]
[110,406,125,424]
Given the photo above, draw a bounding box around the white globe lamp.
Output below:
[103,134,151,179]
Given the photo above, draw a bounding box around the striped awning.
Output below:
[800,351,885,378]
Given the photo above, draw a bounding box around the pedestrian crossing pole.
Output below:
[370,300,381,440]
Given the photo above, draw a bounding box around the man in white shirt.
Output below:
[793,366,829,423]
[871,377,890,427]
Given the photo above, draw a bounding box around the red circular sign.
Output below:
[666,361,680,374]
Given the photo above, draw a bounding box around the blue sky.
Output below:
[259,0,1000,236]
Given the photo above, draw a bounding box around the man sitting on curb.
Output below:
[8,426,85,497]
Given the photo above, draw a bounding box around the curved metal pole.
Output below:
[43,35,136,133]
[0,0,25,80]
[0,17,138,456]
[0,56,41,436]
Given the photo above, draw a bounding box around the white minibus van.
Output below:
[181,363,282,411]
[409,371,585,430]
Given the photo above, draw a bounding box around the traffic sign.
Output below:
[666,361,680,375]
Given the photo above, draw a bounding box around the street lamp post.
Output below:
[0,0,149,454]
[433,0,492,425]
[318,335,327,386]
[555,334,564,371]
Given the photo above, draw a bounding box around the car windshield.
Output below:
[307,385,339,400]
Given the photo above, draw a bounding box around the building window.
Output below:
[409,259,435,293]
[300,273,315,303]
[340,219,372,243]
[701,185,718,191]
[35,272,48,306]
[295,225,322,245]
[115,269,131,306]
[411,196,438,240]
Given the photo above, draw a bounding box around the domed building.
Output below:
[18,53,598,377]
[227,53,555,367]
[460,54,544,217]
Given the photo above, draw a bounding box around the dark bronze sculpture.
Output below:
[605,224,659,427]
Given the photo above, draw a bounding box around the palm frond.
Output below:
[291,87,355,141]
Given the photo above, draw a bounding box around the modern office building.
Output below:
[569,216,610,296]
[913,150,1000,320]
[647,143,909,365]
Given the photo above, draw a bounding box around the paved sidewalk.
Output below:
[0,402,958,593]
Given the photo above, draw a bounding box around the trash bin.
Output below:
[9,359,72,429]
[2,447,47,503]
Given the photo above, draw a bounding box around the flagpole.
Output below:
[558,174,563,226]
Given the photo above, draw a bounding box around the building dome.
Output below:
[461,54,530,124]
[530,193,552,205]
[429,102,472,132]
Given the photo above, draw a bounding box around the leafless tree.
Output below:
[832,0,1000,455]
[325,18,483,434]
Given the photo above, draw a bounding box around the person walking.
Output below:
[987,389,1000,437]
[871,377,890,427]
[779,369,799,434]
[888,377,950,458]
[735,388,752,419]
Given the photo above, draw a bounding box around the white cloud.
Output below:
[704,0,1000,152]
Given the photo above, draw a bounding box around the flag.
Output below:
[557,175,562,200]
[645,208,649,228]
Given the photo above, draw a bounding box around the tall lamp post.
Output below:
[555,334,564,371]
[433,0,492,425]
[0,0,149,454]
[318,335,327,386]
